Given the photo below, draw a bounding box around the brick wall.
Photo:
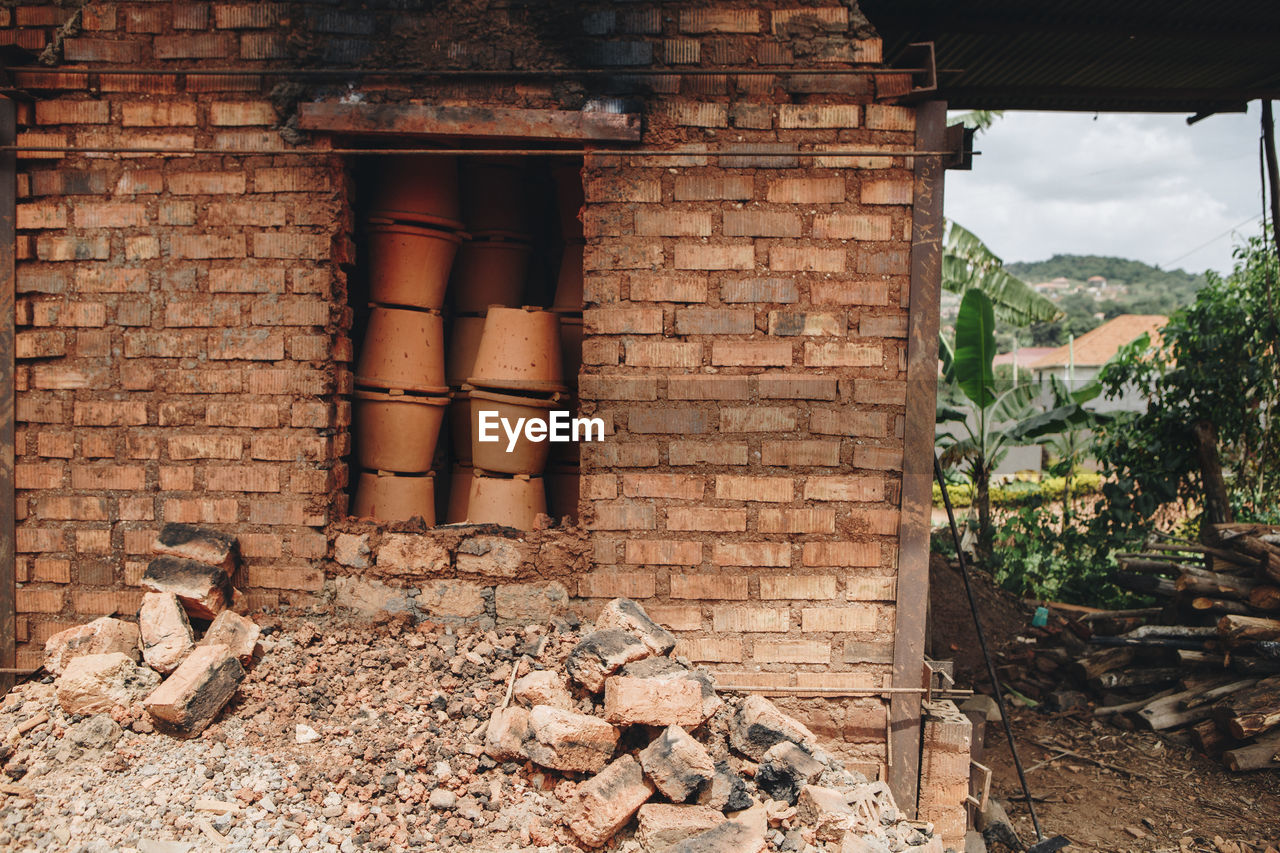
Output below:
[4,0,931,782]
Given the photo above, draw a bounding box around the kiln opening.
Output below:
[343,154,586,529]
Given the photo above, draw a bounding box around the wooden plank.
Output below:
[888,98,946,817]
[297,102,641,142]
[0,98,14,699]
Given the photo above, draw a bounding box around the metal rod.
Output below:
[0,145,959,157]
[5,65,924,79]
[715,685,974,696]
[934,453,1046,842]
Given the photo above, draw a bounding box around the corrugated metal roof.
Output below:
[861,0,1280,112]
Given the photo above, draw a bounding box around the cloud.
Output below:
[944,109,1264,274]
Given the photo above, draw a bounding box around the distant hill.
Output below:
[1005,254,1209,312]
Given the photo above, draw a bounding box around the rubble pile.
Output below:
[1001,526,1280,773]
[0,582,950,852]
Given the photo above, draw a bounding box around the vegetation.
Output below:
[932,471,1104,509]
[942,222,1061,326]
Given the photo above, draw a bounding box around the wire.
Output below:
[1163,212,1263,267]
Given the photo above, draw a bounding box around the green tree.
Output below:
[942,222,1061,326]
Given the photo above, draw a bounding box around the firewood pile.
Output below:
[999,524,1280,773]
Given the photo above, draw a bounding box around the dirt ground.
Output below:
[928,555,1280,852]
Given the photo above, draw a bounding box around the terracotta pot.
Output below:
[469,388,561,475]
[355,306,448,394]
[450,238,532,314]
[367,155,463,230]
[545,464,580,521]
[558,316,583,386]
[467,472,546,529]
[365,222,462,310]
[351,470,436,524]
[353,390,448,473]
[448,388,473,463]
[469,306,566,393]
[460,160,532,237]
[551,163,584,242]
[446,315,487,387]
[552,242,584,311]
[549,395,581,465]
[445,463,473,523]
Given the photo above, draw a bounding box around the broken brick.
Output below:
[513,669,575,710]
[151,522,239,572]
[729,694,817,760]
[138,591,195,674]
[484,706,531,761]
[523,705,619,773]
[638,725,716,802]
[636,803,725,851]
[568,754,655,848]
[604,675,705,727]
[565,628,652,692]
[141,555,231,620]
[56,652,160,715]
[144,644,245,737]
[198,609,261,665]
[756,740,825,805]
[595,597,676,655]
[43,616,140,675]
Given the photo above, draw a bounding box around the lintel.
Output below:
[297,102,641,143]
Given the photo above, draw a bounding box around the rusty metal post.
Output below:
[888,99,947,815]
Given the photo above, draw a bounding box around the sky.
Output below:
[943,108,1267,276]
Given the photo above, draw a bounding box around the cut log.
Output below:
[1229,656,1280,676]
[1094,688,1176,716]
[1191,597,1252,615]
[1176,568,1257,601]
[1217,614,1280,646]
[1181,678,1258,710]
[1212,676,1280,739]
[1248,586,1280,613]
[1091,667,1183,690]
[1079,607,1164,622]
[1222,732,1280,772]
[1138,686,1219,731]
[1113,574,1177,597]
[1122,625,1217,641]
[1190,718,1233,755]
[1071,647,1137,681]
[1176,649,1225,668]
[1117,558,1184,576]
[1146,542,1261,570]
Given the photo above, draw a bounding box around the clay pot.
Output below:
[469,388,561,475]
[469,307,566,393]
[558,316,583,386]
[460,160,532,237]
[445,463,473,523]
[353,390,448,473]
[467,471,546,529]
[450,238,532,314]
[551,162,584,242]
[355,306,448,394]
[552,242,584,310]
[365,222,462,310]
[446,315,487,387]
[448,388,473,463]
[545,464,580,521]
[351,470,436,524]
[367,155,462,230]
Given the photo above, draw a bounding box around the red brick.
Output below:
[674,243,754,271]
[15,331,66,359]
[624,539,703,565]
[589,501,657,531]
[206,465,281,493]
[36,100,110,125]
[678,638,743,662]
[206,201,287,227]
[680,9,759,33]
[754,640,831,664]
[64,38,143,63]
[625,341,701,368]
[865,104,916,131]
[73,202,147,228]
[759,508,838,534]
[645,605,702,631]
[803,542,880,568]
[164,498,240,524]
[32,557,72,583]
[854,445,903,470]
[721,278,799,303]
[666,507,747,532]
[715,475,793,501]
[154,33,236,59]
[859,314,909,338]
[629,271,708,302]
[634,209,712,237]
[762,440,840,467]
[71,465,146,490]
[169,171,247,195]
[584,307,663,335]
[714,542,790,567]
[17,588,64,613]
[167,435,244,460]
[766,177,844,204]
[670,574,749,600]
[16,463,63,490]
[206,402,278,428]
[770,246,845,272]
[215,4,286,28]
[578,571,657,599]
[74,401,147,426]
[804,341,883,367]
[853,380,907,406]
[36,495,108,521]
[209,267,285,293]
[722,210,802,238]
[584,176,662,204]
[777,105,860,129]
[667,375,751,401]
[173,4,211,29]
[771,7,849,32]
[621,474,704,500]
[813,214,893,241]
[210,101,276,126]
[713,607,789,633]
[37,236,110,262]
[35,432,74,458]
[801,607,876,633]
[812,281,891,305]
[115,170,165,194]
[252,168,330,193]
[668,442,748,466]
[720,407,796,432]
[584,241,664,271]
[121,103,198,127]
[667,103,728,128]
[861,180,913,205]
[767,311,844,336]
[810,409,889,437]
[171,235,245,259]
[673,175,752,201]
[711,341,791,367]
[674,308,755,335]
[856,248,910,276]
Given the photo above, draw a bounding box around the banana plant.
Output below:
[1011,375,1113,520]
[937,290,1082,556]
[943,221,1062,326]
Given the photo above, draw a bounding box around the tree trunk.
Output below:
[975,463,992,560]
[1193,421,1233,538]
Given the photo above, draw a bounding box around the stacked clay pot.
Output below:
[351,156,464,524]
[545,173,585,519]
[455,306,567,529]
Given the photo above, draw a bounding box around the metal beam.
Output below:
[889,99,946,815]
